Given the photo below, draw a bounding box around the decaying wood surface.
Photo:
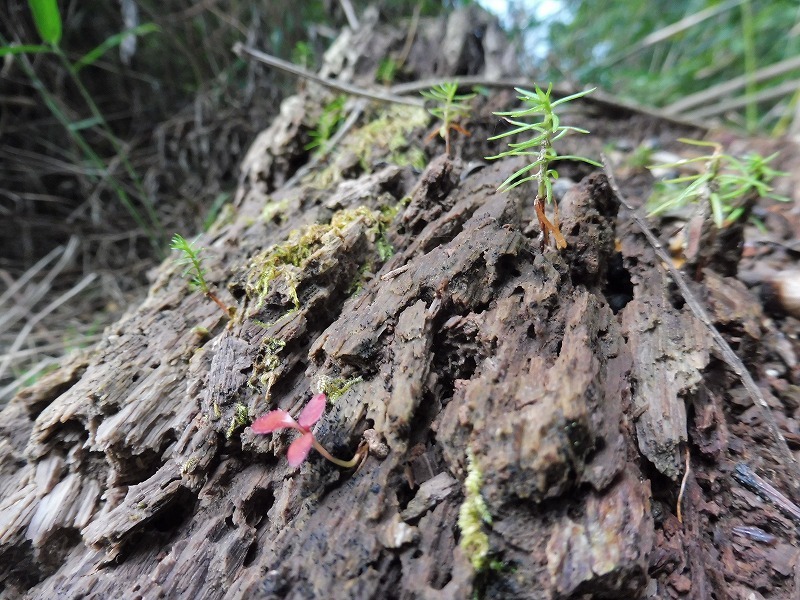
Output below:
[2,6,800,600]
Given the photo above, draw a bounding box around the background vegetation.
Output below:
[1,0,798,401]
[508,0,800,133]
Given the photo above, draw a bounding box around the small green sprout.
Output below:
[421,82,476,157]
[291,40,314,69]
[623,143,656,171]
[458,449,492,571]
[376,57,399,85]
[487,84,601,249]
[647,139,789,228]
[306,95,347,153]
[171,234,230,316]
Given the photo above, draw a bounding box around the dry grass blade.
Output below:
[603,0,745,67]
[685,78,800,120]
[339,0,359,30]
[0,236,79,334]
[0,356,62,404]
[664,55,800,115]
[0,272,98,382]
[0,244,63,308]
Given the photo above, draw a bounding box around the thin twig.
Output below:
[0,334,103,362]
[685,78,800,120]
[338,0,359,30]
[677,444,691,523]
[603,157,800,500]
[664,54,800,115]
[0,356,62,403]
[380,264,411,281]
[0,244,63,308]
[395,3,421,70]
[392,77,707,131]
[232,43,423,107]
[230,46,705,132]
[601,0,744,68]
[733,463,800,522]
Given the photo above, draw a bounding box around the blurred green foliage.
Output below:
[517,0,800,126]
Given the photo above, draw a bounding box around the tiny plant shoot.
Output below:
[171,234,230,316]
[421,82,476,157]
[305,95,347,154]
[252,393,365,468]
[647,138,788,228]
[487,84,601,249]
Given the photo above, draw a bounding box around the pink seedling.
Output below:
[252,392,364,468]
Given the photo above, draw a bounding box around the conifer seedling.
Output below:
[647,139,788,228]
[487,84,601,249]
[421,82,476,157]
[171,234,230,316]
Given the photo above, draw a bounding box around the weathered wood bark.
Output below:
[3,7,799,600]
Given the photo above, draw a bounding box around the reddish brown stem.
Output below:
[205,291,230,317]
[534,197,567,249]
[311,437,365,469]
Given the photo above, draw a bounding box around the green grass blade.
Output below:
[27,0,62,45]
[0,44,51,56]
[74,23,160,71]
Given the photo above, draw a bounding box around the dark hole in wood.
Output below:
[242,487,275,528]
[603,251,634,314]
[149,487,195,534]
[242,539,259,567]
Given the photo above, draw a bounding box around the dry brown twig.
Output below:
[232,43,423,108]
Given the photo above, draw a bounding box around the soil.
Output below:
[3,6,800,600]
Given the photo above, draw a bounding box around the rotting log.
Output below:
[2,6,798,600]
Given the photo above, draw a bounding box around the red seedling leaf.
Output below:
[298,393,326,429]
[287,432,314,466]
[251,410,298,434]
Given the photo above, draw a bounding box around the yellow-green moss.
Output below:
[260,337,286,371]
[306,105,428,188]
[192,325,210,341]
[458,449,492,571]
[250,337,286,398]
[352,105,428,169]
[245,205,397,310]
[225,403,251,439]
[315,374,363,403]
[261,198,290,224]
[181,456,199,474]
